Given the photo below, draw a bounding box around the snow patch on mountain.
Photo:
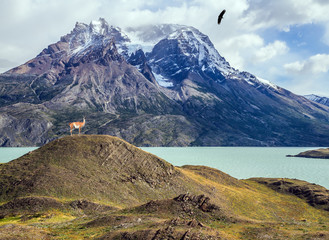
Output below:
[256,77,278,89]
[232,71,277,90]
[305,94,322,102]
[153,72,173,87]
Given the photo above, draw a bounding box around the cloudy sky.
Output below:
[1,0,329,96]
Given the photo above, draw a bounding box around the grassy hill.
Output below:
[0,135,328,239]
[0,135,185,206]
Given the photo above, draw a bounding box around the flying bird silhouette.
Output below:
[218,9,226,25]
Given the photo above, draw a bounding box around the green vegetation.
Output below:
[0,135,328,239]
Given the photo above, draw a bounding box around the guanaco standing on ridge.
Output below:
[69,117,86,135]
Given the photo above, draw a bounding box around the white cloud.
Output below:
[245,0,329,31]
[216,34,263,69]
[284,54,329,74]
[0,0,104,71]
[284,61,305,72]
[255,41,289,62]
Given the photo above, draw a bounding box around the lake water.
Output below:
[1,147,328,189]
[0,147,38,164]
[141,147,329,189]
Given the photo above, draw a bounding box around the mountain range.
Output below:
[305,94,329,107]
[1,18,329,147]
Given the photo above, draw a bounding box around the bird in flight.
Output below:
[218,9,226,25]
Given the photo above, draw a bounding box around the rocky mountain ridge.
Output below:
[1,18,329,146]
[305,94,329,107]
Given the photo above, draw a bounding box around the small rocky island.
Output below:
[287,148,329,159]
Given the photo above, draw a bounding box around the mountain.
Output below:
[305,94,329,107]
[1,18,329,147]
[1,135,329,239]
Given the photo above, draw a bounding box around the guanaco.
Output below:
[69,117,85,135]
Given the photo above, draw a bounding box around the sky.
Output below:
[1,0,329,96]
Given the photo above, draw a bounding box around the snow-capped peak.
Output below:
[124,24,240,88]
[59,18,131,57]
[53,19,279,92]
[167,26,236,76]
[90,18,109,35]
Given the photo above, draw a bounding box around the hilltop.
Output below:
[0,135,189,205]
[0,135,329,239]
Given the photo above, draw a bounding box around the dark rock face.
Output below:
[127,49,158,85]
[174,194,220,213]
[0,103,53,146]
[2,19,329,146]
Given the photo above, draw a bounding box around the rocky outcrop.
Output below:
[174,194,220,213]
[251,178,329,211]
[69,199,116,213]
[99,226,220,240]
[130,193,235,224]
[96,194,227,240]
[0,197,64,218]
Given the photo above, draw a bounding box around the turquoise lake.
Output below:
[1,147,328,189]
[0,147,38,164]
[141,147,329,189]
